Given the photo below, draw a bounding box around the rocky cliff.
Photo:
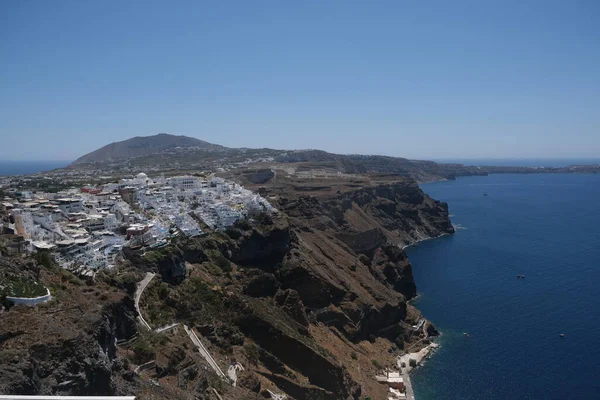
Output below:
[1,174,453,399]
[134,174,452,399]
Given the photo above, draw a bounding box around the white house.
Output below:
[56,198,83,213]
[103,214,118,230]
[169,176,198,190]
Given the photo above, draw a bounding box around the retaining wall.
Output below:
[6,288,51,306]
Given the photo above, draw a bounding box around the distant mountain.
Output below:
[69,133,599,182]
[69,134,487,180]
[71,133,226,165]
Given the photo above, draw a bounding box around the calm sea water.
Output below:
[409,173,600,400]
[0,161,68,176]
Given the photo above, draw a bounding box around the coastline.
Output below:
[397,342,440,400]
[398,230,449,399]
[402,232,451,250]
[398,342,440,374]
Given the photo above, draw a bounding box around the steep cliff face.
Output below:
[327,181,454,246]
[135,175,452,399]
[268,179,453,344]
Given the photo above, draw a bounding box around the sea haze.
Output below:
[408,173,600,400]
[0,161,69,176]
[434,158,600,167]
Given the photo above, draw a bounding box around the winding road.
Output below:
[134,272,155,331]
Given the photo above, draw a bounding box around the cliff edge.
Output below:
[1,174,452,399]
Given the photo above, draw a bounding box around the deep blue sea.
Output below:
[0,161,69,176]
[409,173,600,400]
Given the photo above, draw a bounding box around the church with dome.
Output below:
[134,172,148,184]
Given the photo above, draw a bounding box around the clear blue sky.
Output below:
[1,0,599,161]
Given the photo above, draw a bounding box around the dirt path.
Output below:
[134,272,155,330]
[184,324,226,380]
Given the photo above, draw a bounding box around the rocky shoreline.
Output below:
[395,227,453,399]
[398,342,441,400]
[399,342,441,374]
[401,232,452,250]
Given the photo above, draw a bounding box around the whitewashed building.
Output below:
[169,176,198,190]
[57,198,84,213]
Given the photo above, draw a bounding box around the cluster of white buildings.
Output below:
[2,192,134,275]
[132,173,276,230]
[0,172,276,275]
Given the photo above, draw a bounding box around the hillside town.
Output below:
[0,172,276,275]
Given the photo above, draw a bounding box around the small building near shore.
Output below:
[376,369,406,394]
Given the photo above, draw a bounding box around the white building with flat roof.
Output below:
[169,176,198,190]
[56,198,83,213]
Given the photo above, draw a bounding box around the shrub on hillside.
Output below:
[132,339,155,364]
[132,331,166,364]
[35,251,54,269]
[244,343,260,365]
[235,218,252,231]
[211,251,231,273]
[255,212,273,225]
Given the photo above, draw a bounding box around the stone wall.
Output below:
[6,288,51,306]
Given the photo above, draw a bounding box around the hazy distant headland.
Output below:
[435,158,600,168]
